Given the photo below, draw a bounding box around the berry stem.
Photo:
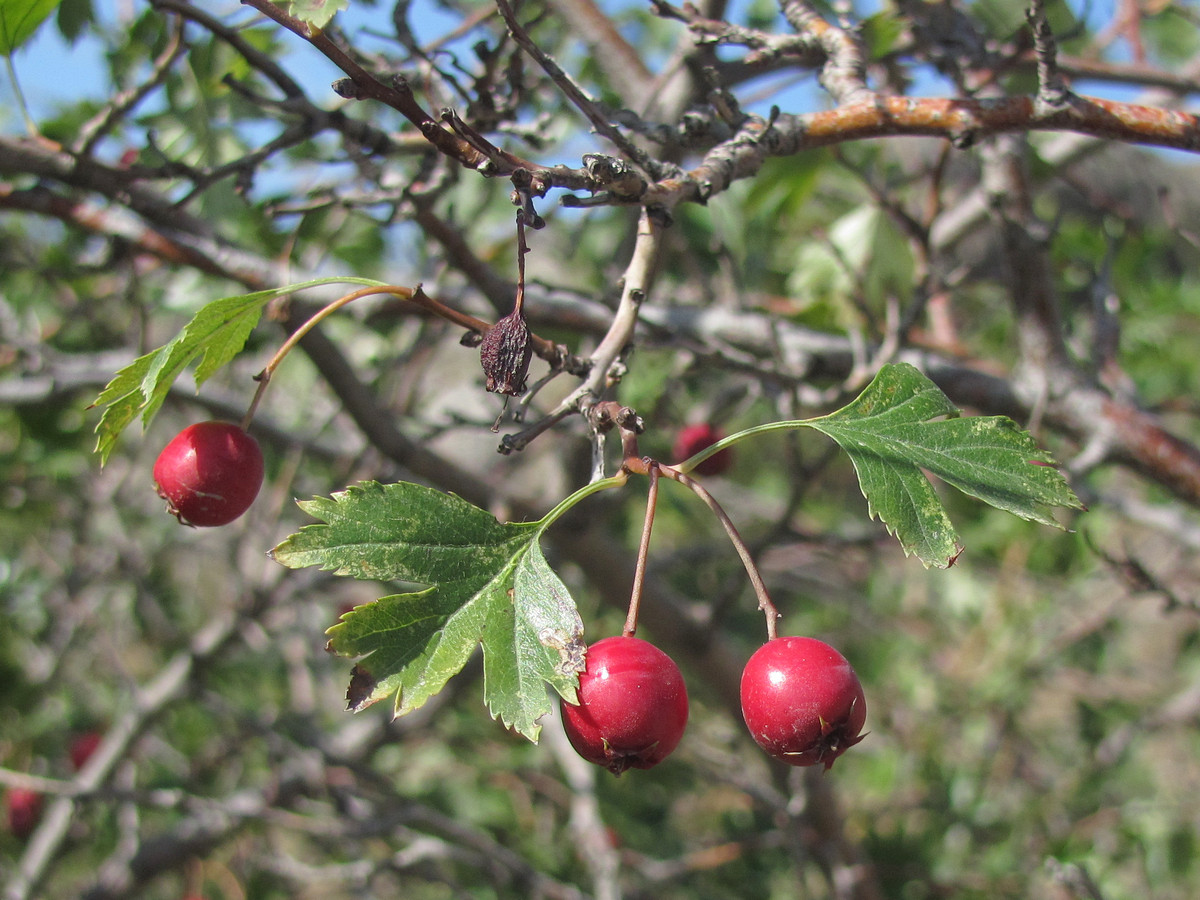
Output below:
[243,284,491,429]
[658,464,780,640]
[624,462,661,637]
[513,209,530,317]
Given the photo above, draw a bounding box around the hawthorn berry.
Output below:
[560,636,689,775]
[153,421,264,527]
[672,423,733,476]
[740,636,867,769]
[6,787,43,840]
[69,730,103,771]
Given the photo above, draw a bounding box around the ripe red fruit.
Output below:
[6,787,43,840]
[153,421,264,527]
[672,423,732,476]
[69,730,103,771]
[740,636,867,769]
[560,636,689,775]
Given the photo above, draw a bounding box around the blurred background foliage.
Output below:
[3,0,1200,898]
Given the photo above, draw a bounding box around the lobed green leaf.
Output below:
[273,482,585,741]
[0,0,62,56]
[803,363,1084,566]
[90,277,385,464]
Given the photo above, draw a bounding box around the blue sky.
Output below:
[2,0,1149,130]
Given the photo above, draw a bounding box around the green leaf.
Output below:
[282,0,348,30]
[271,481,586,742]
[802,363,1085,567]
[90,290,272,464]
[90,276,385,464]
[0,0,62,55]
[860,10,906,58]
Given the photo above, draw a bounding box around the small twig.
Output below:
[779,0,875,106]
[492,0,661,177]
[1027,0,1072,108]
[245,284,490,429]
[548,209,663,416]
[240,0,532,173]
[653,0,825,68]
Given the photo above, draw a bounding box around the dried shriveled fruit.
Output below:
[480,309,533,396]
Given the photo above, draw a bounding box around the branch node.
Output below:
[1027,0,1072,109]
[330,77,365,100]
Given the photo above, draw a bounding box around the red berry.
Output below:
[672,423,733,476]
[6,787,43,840]
[740,636,867,769]
[560,636,689,775]
[69,730,103,771]
[153,421,264,527]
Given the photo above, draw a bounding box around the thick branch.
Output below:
[652,93,1200,209]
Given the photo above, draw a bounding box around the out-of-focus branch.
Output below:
[74,15,188,156]
[5,607,252,900]
[493,0,662,178]
[10,155,1200,514]
[546,0,653,107]
[240,0,511,173]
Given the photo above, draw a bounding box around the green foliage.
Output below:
[0,0,62,55]
[89,277,385,463]
[703,364,1083,567]
[271,481,586,741]
[802,364,1083,565]
[282,0,349,30]
[5,1,1200,898]
[265,365,1080,739]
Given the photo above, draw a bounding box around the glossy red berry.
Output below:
[740,636,867,769]
[561,636,689,775]
[69,730,103,771]
[672,423,732,476]
[6,787,43,840]
[153,421,264,527]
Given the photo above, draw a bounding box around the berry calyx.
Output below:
[672,423,733,476]
[560,636,689,775]
[6,787,43,840]
[153,421,264,527]
[740,636,867,769]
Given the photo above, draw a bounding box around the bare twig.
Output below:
[240,0,528,173]
[492,0,661,178]
[778,0,875,106]
[1027,0,1072,109]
